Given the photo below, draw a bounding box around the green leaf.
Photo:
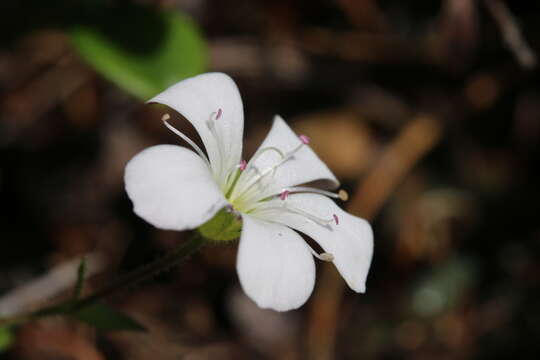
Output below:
[72,302,147,332]
[72,257,87,300]
[0,327,14,352]
[69,10,207,100]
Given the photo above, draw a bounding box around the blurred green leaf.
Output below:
[0,327,14,352]
[72,302,147,332]
[70,11,207,100]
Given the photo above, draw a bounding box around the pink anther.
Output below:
[299,134,310,145]
[239,159,247,171]
[216,108,223,120]
[333,214,339,225]
[280,190,290,201]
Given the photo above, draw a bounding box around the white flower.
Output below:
[124,73,373,312]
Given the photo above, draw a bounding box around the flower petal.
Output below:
[253,193,373,293]
[237,215,316,311]
[235,115,338,201]
[148,73,244,184]
[125,145,227,231]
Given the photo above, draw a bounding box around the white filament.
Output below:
[162,117,210,166]
[252,204,334,227]
[282,186,344,200]
[231,142,306,202]
[207,111,228,181]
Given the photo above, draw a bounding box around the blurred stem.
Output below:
[0,233,207,328]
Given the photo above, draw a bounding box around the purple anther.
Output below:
[225,204,234,213]
[239,159,247,171]
[280,190,290,201]
[333,214,339,225]
[216,108,222,120]
[299,134,310,145]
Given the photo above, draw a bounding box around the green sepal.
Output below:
[198,208,242,242]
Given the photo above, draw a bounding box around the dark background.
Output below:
[1,0,539,359]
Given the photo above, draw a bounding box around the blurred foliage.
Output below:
[1,0,207,100]
[412,257,476,318]
[0,327,13,353]
[72,302,147,332]
[70,11,207,100]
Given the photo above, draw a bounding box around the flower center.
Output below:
[161,110,347,230]
[227,136,311,207]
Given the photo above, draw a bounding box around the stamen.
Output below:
[299,134,310,145]
[319,253,334,262]
[287,206,334,226]
[225,168,243,198]
[206,111,226,178]
[253,204,335,226]
[162,117,210,165]
[249,146,286,166]
[279,189,290,200]
[305,244,334,262]
[333,214,339,225]
[338,189,349,201]
[232,142,307,202]
[283,186,345,200]
[239,159,247,171]
[229,146,286,200]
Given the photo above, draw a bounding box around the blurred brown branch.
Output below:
[306,114,443,360]
[484,0,536,69]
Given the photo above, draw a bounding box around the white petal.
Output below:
[235,115,338,201]
[125,145,227,231]
[148,73,244,184]
[237,215,316,311]
[253,194,373,293]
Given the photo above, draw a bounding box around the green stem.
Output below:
[0,233,207,327]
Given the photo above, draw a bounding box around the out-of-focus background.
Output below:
[1,0,539,359]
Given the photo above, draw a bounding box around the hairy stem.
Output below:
[0,233,207,327]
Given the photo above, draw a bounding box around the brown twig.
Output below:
[305,114,443,360]
[484,0,536,69]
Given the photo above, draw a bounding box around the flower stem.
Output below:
[0,233,208,328]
